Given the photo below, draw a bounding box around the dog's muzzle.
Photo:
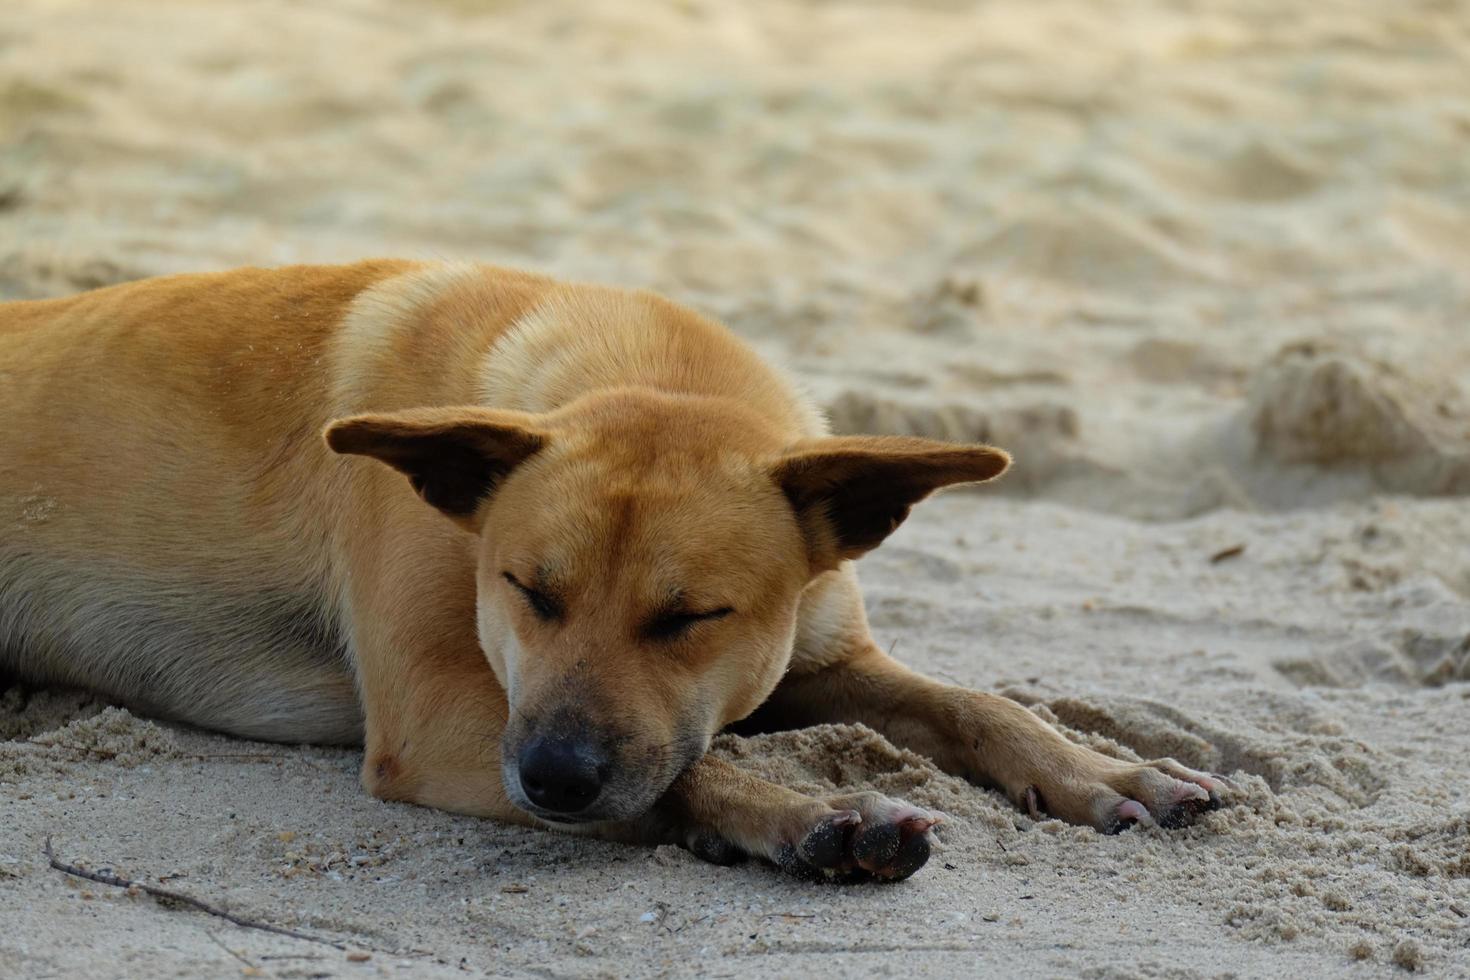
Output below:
[515,734,608,818]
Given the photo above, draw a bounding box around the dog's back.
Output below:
[0,262,415,741]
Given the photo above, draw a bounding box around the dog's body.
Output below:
[1,262,1221,880]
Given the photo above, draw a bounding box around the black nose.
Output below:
[517,736,606,815]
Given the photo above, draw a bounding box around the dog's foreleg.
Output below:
[343,541,532,823]
[589,755,940,882]
[744,572,1225,833]
[351,631,531,823]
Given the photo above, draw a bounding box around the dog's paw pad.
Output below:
[770,795,941,884]
[796,809,862,869]
[851,814,938,880]
[829,795,943,883]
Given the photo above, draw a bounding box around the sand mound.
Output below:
[712,724,1015,837]
[24,706,181,766]
[1243,342,1470,499]
[0,686,105,741]
[1274,629,1470,690]
[0,694,181,779]
[1249,344,1439,465]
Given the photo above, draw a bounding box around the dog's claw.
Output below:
[1139,775,1226,829]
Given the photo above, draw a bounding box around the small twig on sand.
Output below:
[43,836,344,950]
[259,954,325,962]
[205,930,260,971]
[1209,543,1246,564]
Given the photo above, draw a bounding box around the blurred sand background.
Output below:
[2,0,1469,976]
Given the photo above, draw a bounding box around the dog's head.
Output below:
[325,390,1007,824]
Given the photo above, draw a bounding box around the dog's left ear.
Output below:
[324,407,547,531]
[771,435,1010,570]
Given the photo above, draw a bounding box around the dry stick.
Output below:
[204,930,260,971]
[43,836,345,951]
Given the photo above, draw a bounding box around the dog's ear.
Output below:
[771,435,1010,570]
[324,407,547,530]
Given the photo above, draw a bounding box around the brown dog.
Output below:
[0,261,1223,881]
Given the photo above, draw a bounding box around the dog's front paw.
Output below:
[1024,752,1227,833]
[777,792,942,883]
[687,791,942,883]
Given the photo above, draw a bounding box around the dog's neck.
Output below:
[331,261,826,441]
[475,277,826,441]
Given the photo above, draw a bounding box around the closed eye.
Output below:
[644,606,733,642]
[502,572,563,622]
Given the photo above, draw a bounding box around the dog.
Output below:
[0,261,1224,882]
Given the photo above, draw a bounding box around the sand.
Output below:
[2,0,1469,976]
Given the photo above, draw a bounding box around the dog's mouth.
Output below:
[517,807,604,828]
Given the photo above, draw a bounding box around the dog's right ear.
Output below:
[324,407,547,531]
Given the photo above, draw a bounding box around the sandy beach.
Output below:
[2,0,1468,976]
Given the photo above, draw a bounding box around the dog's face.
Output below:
[326,391,1008,824]
[478,416,811,824]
